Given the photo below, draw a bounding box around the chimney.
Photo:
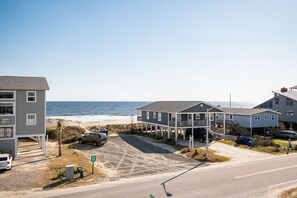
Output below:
[280,87,288,93]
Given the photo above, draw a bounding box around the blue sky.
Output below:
[0,0,296,103]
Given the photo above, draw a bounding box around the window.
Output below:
[271,114,275,121]
[254,115,260,120]
[0,127,13,138]
[287,110,294,117]
[146,112,149,120]
[264,114,267,120]
[0,118,11,124]
[229,114,233,120]
[195,114,200,119]
[210,114,214,121]
[171,114,176,121]
[0,92,14,100]
[0,103,14,115]
[27,91,36,102]
[158,113,161,121]
[287,98,293,106]
[26,114,36,125]
[153,112,156,119]
[275,97,279,105]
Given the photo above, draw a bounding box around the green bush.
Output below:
[46,128,58,139]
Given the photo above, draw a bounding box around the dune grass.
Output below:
[33,144,105,189]
[179,147,230,163]
[280,187,297,198]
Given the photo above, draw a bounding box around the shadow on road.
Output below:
[160,161,206,197]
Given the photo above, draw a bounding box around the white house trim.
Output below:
[26,91,37,103]
[0,90,16,101]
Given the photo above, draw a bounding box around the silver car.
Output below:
[273,131,297,139]
[0,154,13,170]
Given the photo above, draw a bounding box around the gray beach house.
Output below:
[0,76,49,157]
[254,86,297,130]
[136,101,225,143]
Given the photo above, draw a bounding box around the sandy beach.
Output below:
[46,115,137,128]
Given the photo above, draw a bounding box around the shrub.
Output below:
[46,128,58,139]
[62,126,85,144]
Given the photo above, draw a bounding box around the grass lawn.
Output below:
[34,143,105,189]
[179,147,230,163]
[280,187,297,198]
[219,139,297,155]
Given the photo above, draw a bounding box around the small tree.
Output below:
[57,121,62,157]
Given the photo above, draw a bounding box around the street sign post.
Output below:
[90,155,96,174]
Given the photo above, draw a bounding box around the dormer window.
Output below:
[27,91,36,103]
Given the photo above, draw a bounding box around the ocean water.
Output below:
[46,101,256,117]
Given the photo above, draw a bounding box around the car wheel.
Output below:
[93,141,98,146]
[78,139,83,144]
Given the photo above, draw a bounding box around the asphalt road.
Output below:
[25,153,297,198]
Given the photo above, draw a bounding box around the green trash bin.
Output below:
[77,166,84,178]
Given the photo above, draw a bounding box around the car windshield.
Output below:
[99,133,107,138]
[0,157,7,161]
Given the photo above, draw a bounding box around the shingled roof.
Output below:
[221,108,280,115]
[136,101,223,113]
[0,76,50,90]
[274,90,297,102]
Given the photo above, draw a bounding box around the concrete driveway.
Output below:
[74,134,199,180]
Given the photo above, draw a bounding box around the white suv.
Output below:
[0,154,13,170]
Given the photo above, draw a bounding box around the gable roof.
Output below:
[136,101,222,113]
[0,76,50,90]
[273,90,297,102]
[221,108,280,116]
[290,85,297,90]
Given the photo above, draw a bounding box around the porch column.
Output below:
[145,124,148,133]
[250,115,253,137]
[150,124,152,133]
[223,113,226,139]
[175,113,178,142]
[192,113,194,146]
[161,127,164,137]
[141,123,143,132]
[183,128,185,140]
[42,135,46,155]
[168,127,171,138]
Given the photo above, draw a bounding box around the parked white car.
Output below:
[0,154,13,170]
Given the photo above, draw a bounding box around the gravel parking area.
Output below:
[0,141,49,191]
[74,135,199,180]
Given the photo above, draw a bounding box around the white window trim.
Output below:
[0,90,15,101]
[271,114,275,121]
[0,125,14,139]
[26,113,37,125]
[146,112,149,120]
[158,112,161,121]
[254,115,260,120]
[153,112,156,119]
[0,101,15,116]
[26,91,37,103]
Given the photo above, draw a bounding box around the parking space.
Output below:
[0,140,48,191]
[74,135,199,180]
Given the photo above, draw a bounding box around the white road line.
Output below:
[269,179,297,188]
[235,165,297,179]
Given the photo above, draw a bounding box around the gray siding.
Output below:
[0,139,16,157]
[252,112,279,128]
[256,94,297,122]
[218,112,279,128]
[141,111,169,125]
[0,116,15,126]
[16,90,45,136]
